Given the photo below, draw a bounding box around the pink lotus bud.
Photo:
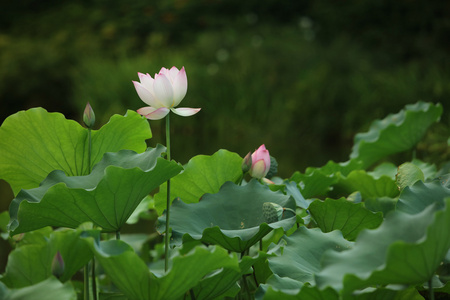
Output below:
[249,145,271,179]
[241,152,252,173]
[51,251,65,278]
[83,102,95,128]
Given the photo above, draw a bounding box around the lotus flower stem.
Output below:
[164,113,171,272]
[92,260,97,299]
[83,103,96,300]
[428,278,434,300]
[240,274,251,299]
[88,128,92,173]
[189,289,196,299]
[84,265,90,300]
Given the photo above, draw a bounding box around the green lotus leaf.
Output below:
[50,228,97,282]
[267,227,353,285]
[190,252,273,300]
[0,108,151,195]
[1,244,53,288]
[334,170,399,199]
[409,159,437,180]
[97,293,128,300]
[440,173,450,188]
[309,198,383,241]
[290,159,365,199]
[1,225,98,288]
[11,227,52,248]
[396,162,425,191]
[289,170,337,199]
[249,252,275,285]
[0,277,76,300]
[262,285,424,300]
[159,180,297,252]
[154,149,243,215]
[125,196,154,225]
[83,235,240,300]
[191,266,241,300]
[316,198,450,296]
[285,181,310,208]
[367,162,398,180]
[8,145,182,234]
[304,159,364,177]
[257,276,339,300]
[350,102,443,168]
[351,286,426,300]
[364,196,397,216]
[396,179,450,214]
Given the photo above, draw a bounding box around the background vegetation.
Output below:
[1,0,450,272]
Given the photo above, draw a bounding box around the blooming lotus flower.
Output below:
[133,66,201,120]
[249,144,271,179]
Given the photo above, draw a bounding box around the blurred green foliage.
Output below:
[1,0,449,177]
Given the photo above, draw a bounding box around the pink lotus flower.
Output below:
[249,144,271,179]
[133,66,201,120]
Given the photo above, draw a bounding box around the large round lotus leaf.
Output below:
[159,180,297,253]
[395,162,425,191]
[309,198,383,241]
[8,145,182,234]
[83,235,240,300]
[1,225,99,288]
[189,252,273,300]
[267,227,353,285]
[154,149,243,215]
[0,277,76,300]
[0,108,151,195]
[257,275,339,300]
[290,160,363,199]
[290,170,338,199]
[316,198,450,296]
[350,102,442,169]
[333,170,399,199]
[396,180,450,214]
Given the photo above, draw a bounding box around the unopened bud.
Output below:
[241,152,252,173]
[83,102,96,128]
[51,251,65,278]
[248,145,270,179]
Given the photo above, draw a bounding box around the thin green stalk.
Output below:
[241,275,251,300]
[88,127,98,300]
[165,114,171,272]
[240,251,251,299]
[252,265,259,287]
[83,128,93,300]
[428,278,434,300]
[189,289,196,299]
[91,259,97,299]
[88,128,92,173]
[116,230,121,240]
[84,265,90,300]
